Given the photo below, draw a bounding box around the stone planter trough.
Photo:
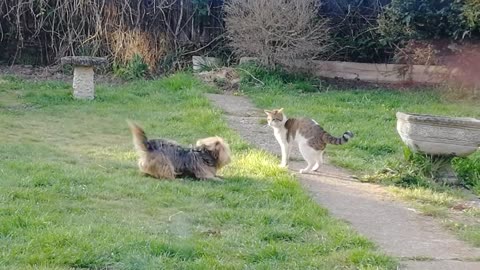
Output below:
[396,112,480,183]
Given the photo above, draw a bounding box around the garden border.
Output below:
[285,60,452,84]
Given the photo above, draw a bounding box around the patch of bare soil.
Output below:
[197,67,242,93]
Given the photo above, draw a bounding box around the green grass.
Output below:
[0,74,396,269]
[388,186,480,246]
[239,65,480,193]
[238,65,480,247]
[446,222,480,247]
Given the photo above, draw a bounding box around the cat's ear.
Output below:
[278,108,284,113]
[264,110,272,115]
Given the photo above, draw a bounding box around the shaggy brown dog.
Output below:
[128,121,231,180]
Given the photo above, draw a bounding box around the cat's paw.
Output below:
[299,168,313,174]
[279,163,288,168]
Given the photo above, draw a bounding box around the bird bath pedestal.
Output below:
[61,56,108,100]
[396,112,480,183]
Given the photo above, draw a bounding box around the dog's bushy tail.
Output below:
[127,121,149,153]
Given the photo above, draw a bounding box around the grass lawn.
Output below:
[239,65,480,247]
[240,66,479,189]
[0,74,395,269]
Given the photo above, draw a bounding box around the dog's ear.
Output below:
[277,108,284,113]
[264,110,272,115]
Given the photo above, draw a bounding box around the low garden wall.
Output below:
[285,60,451,84]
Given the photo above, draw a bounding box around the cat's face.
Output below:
[264,108,285,128]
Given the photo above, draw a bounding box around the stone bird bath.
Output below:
[396,112,480,183]
[61,56,107,100]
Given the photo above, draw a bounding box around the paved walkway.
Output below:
[207,93,480,270]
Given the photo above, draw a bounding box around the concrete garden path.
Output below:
[207,93,480,270]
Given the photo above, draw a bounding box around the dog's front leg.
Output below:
[210,176,225,182]
[195,169,225,182]
[195,169,220,182]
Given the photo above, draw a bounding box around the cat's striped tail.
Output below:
[323,131,354,145]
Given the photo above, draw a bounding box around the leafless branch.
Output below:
[224,0,331,67]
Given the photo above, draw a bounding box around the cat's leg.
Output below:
[274,132,289,168]
[274,132,290,168]
[274,131,292,168]
[285,142,292,164]
[312,150,325,171]
[298,143,316,174]
[279,141,290,167]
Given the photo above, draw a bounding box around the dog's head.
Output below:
[196,136,231,169]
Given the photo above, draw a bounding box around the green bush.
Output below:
[322,0,480,63]
[369,147,443,189]
[330,28,391,63]
[363,146,480,194]
[453,156,480,194]
[377,0,475,45]
[113,54,149,80]
[326,4,392,63]
[462,0,480,34]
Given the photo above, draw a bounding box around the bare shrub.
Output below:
[224,0,331,67]
[393,40,438,66]
[0,0,172,69]
[0,0,225,72]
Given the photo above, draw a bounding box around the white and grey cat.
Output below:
[265,108,354,173]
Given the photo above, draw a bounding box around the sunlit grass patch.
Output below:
[0,74,395,269]
[241,65,480,193]
[389,187,460,208]
[239,64,480,249]
[445,222,480,247]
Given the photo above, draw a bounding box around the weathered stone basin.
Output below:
[396,112,480,183]
[396,112,480,157]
